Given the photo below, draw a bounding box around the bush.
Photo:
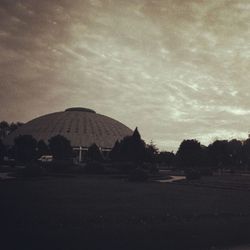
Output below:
[50,159,73,172]
[22,162,46,177]
[149,164,159,174]
[200,168,213,176]
[84,162,105,174]
[86,144,103,162]
[111,162,137,174]
[128,168,148,182]
[184,168,201,180]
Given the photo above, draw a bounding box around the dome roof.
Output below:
[4,108,133,149]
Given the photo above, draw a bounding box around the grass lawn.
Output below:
[1,174,250,249]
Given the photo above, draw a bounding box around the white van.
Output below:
[38,155,53,162]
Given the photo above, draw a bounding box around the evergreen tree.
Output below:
[14,135,37,163]
[109,140,121,161]
[48,135,72,160]
[110,127,146,163]
[145,141,159,163]
[37,140,49,158]
[86,143,103,162]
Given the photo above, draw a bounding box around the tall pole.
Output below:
[79,146,82,163]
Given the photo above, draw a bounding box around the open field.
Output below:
[1,174,250,249]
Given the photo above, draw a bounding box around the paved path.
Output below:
[156,175,186,183]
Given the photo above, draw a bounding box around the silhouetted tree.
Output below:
[227,139,243,169]
[37,140,49,158]
[109,127,147,163]
[120,127,146,163]
[14,135,37,163]
[0,139,6,163]
[242,138,250,169]
[109,140,121,161]
[200,145,212,168]
[133,127,141,141]
[9,123,18,133]
[86,143,103,162]
[0,121,9,139]
[157,151,175,167]
[9,122,24,134]
[176,139,203,169]
[0,121,23,138]
[208,140,230,169]
[48,135,72,160]
[144,141,159,163]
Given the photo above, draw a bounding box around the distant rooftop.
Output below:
[65,107,96,113]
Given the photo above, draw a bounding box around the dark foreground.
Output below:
[1,174,250,250]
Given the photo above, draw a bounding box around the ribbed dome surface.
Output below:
[4,108,133,149]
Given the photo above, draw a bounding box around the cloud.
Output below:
[0,0,250,150]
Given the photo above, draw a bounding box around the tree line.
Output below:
[0,127,157,164]
[175,138,250,171]
[1,119,250,172]
[0,121,23,139]
[0,134,73,164]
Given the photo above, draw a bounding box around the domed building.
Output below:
[4,107,133,161]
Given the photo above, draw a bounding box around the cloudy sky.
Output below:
[0,0,250,151]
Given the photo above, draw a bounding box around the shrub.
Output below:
[84,162,105,174]
[149,164,159,174]
[50,159,73,172]
[128,168,148,182]
[184,168,201,180]
[200,168,213,176]
[111,162,137,174]
[22,162,45,177]
[0,139,6,164]
[86,144,103,162]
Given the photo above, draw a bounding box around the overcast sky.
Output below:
[0,0,250,151]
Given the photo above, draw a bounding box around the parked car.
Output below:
[38,155,53,162]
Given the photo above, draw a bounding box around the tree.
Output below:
[208,140,230,169]
[227,139,243,169]
[109,140,121,161]
[157,151,175,166]
[37,140,49,158]
[48,135,72,160]
[0,121,23,138]
[176,139,203,169]
[0,139,6,163]
[86,143,103,162]
[144,141,159,163]
[9,123,18,133]
[119,127,146,163]
[242,139,250,169]
[14,135,37,163]
[109,127,147,163]
[0,121,9,139]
